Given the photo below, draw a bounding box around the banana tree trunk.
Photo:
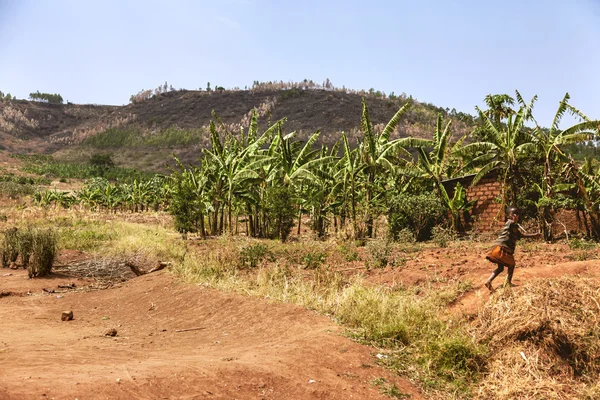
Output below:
[365,171,374,238]
[199,210,206,239]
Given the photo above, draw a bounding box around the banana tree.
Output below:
[527,93,600,239]
[335,132,366,238]
[397,113,469,231]
[454,93,538,208]
[204,113,276,234]
[359,99,430,237]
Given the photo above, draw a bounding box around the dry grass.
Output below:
[472,277,600,399]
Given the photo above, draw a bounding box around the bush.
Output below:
[339,242,359,262]
[366,239,392,269]
[568,238,597,251]
[1,227,57,276]
[17,228,34,268]
[264,185,295,243]
[302,251,327,269]
[1,228,19,268]
[431,225,454,248]
[239,243,271,268]
[0,182,37,198]
[395,228,416,244]
[388,193,444,241]
[28,229,58,278]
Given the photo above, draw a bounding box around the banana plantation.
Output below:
[35,92,600,242]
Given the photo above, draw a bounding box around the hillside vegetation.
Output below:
[0,86,475,168]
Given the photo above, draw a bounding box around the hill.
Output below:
[0,88,475,172]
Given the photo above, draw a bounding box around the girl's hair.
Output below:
[506,206,520,220]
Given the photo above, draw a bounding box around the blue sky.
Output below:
[1,0,599,127]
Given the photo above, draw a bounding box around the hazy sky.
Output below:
[1,0,599,127]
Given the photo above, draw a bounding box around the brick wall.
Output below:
[443,174,587,235]
[464,175,504,233]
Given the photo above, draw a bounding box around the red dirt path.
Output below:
[0,268,422,400]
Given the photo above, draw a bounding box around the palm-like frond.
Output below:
[475,106,503,146]
[379,101,410,144]
[471,161,501,186]
[361,99,376,161]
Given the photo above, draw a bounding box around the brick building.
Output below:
[442,173,504,233]
[442,173,586,236]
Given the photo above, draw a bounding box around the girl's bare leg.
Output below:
[504,265,515,287]
[485,264,505,292]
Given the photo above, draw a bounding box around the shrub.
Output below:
[264,185,295,243]
[431,225,454,248]
[1,227,57,276]
[339,242,359,262]
[366,239,392,269]
[395,228,416,244]
[28,229,58,278]
[239,243,271,269]
[388,193,444,241]
[17,228,34,268]
[0,182,36,198]
[568,238,597,251]
[302,251,327,269]
[1,228,19,268]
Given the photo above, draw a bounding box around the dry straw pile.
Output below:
[473,277,600,399]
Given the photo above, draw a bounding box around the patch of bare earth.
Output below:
[0,267,422,400]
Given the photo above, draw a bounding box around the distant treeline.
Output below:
[28,91,64,104]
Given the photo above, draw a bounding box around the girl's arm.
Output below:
[518,224,541,238]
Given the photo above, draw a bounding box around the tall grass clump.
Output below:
[1,227,19,267]
[28,228,58,277]
[1,227,57,277]
[17,227,34,268]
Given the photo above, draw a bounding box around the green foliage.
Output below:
[568,238,597,251]
[339,242,359,262]
[17,228,34,268]
[394,228,416,244]
[83,126,206,149]
[372,378,410,399]
[14,153,156,183]
[431,225,454,248]
[156,92,598,242]
[1,228,58,277]
[28,90,63,104]
[1,228,19,268]
[425,336,484,380]
[28,228,58,278]
[89,153,115,168]
[0,181,37,198]
[0,90,14,101]
[264,185,296,242]
[388,193,444,241]
[0,174,51,185]
[366,239,392,269]
[238,243,271,268]
[34,176,169,213]
[302,250,327,269]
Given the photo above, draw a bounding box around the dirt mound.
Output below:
[0,269,422,399]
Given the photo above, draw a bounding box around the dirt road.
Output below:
[0,270,421,400]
